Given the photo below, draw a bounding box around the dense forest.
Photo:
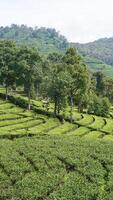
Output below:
[73,37,113,76]
[0,24,69,54]
[75,37,113,65]
[1,25,113,77]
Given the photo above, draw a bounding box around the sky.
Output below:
[0,0,113,43]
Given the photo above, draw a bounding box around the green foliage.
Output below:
[47,52,63,63]
[75,37,113,66]
[63,48,89,121]
[16,46,42,109]
[63,48,81,65]
[0,135,113,200]
[71,37,113,77]
[83,56,113,77]
[1,25,113,78]
[0,40,17,99]
[0,89,113,199]
[42,63,69,115]
[88,96,110,117]
[104,77,113,102]
[0,24,69,54]
[93,71,105,95]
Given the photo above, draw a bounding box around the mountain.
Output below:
[74,37,113,65]
[1,24,113,77]
[71,37,113,77]
[0,24,69,54]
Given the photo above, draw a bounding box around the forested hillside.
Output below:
[75,37,113,65]
[72,38,113,76]
[1,25,113,76]
[0,24,69,54]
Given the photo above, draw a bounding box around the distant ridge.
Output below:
[0,24,69,54]
[1,24,113,76]
[72,37,113,66]
[71,37,113,77]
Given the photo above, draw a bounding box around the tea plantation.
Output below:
[0,97,113,199]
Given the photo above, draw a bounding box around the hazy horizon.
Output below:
[0,0,113,43]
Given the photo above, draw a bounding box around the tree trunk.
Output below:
[36,83,39,99]
[70,95,74,123]
[78,102,83,113]
[58,103,60,115]
[28,90,31,110]
[54,100,57,116]
[24,82,29,94]
[5,86,8,101]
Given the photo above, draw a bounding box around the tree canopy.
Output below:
[0,40,112,117]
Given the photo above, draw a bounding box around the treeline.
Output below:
[0,24,68,54]
[0,40,112,119]
[75,37,113,66]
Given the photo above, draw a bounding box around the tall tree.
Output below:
[42,63,69,116]
[104,77,113,102]
[93,72,105,95]
[63,48,89,122]
[17,46,42,110]
[0,40,17,100]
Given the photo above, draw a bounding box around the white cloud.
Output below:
[0,0,113,43]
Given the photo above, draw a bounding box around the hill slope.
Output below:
[75,37,113,65]
[72,37,113,76]
[0,90,113,199]
[1,24,113,76]
[0,24,69,54]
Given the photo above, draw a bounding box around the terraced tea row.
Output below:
[1,137,113,200]
[31,98,113,139]
[0,98,113,141]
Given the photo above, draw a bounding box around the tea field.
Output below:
[0,97,113,199]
